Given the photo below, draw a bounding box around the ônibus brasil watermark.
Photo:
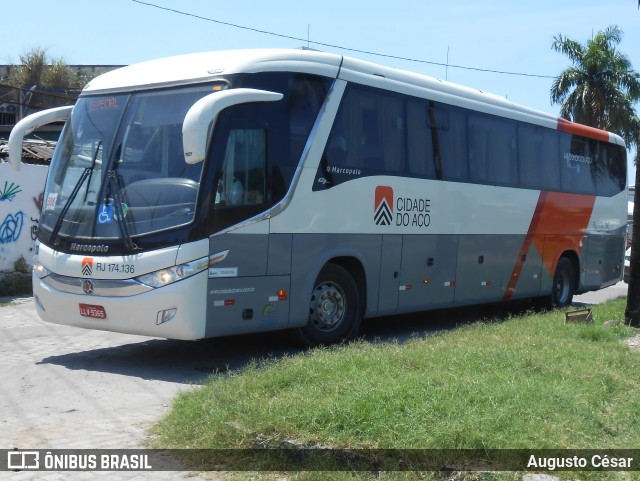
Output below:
[2,448,639,472]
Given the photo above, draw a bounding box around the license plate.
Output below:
[79,303,107,319]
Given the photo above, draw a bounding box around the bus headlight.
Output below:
[135,256,209,288]
[33,261,50,279]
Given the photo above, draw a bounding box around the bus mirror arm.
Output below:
[7,105,73,171]
[182,88,283,164]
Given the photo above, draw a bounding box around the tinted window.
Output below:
[559,133,597,194]
[594,143,626,197]
[316,85,405,189]
[518,125,560,191]
[406,100,437,178]
[439,107,468,182]
[314,81,625,196]
[205,73,331,233]
[236,73,331,200]
[469,114,517,186]
[214,129,266,208]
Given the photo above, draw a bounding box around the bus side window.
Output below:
[378,94,404,174]
[407,100,437,179]
[560,133,596,195]
[599,143,626,196]
[326,136,348,165]
[468,114,517,186]
[593,141,625,197]
[318,84,405,189]
[361,103,384,170]
[215,129,266,207]
[440,108,468,182]
[518,125,560,192]
[332,88,362,170]
[315,87,359,189]
[538,129,561,191]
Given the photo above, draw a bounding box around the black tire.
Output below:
[550,257,576,307]
[295,263,362,347]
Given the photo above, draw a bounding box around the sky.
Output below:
[3,0,640,182]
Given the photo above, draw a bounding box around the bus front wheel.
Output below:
[550,257,576,307]
[296,263,361,347]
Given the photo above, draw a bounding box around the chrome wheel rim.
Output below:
[309,281,346,332]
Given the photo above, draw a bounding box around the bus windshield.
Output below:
[41,86,212,244]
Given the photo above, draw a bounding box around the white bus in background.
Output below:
[9,49,627,346]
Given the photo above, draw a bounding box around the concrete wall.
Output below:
[0,161,48,271]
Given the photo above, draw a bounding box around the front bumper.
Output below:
[33,270,208,340]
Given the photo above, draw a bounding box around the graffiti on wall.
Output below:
[0,182,22,202]
[0,163,49,270]
[0,211,25,244]
[30,217,39,242]
[33,192,44,211]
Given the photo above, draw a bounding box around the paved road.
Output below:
[574,280,629,305]
[0,296,311,480]
[0,282,629,479]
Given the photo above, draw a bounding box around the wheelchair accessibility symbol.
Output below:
[97,202,128,225]
[97,203,114,225]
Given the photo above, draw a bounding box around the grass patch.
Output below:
[150,298,640,480]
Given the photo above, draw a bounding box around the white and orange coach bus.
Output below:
[9,49,627,345]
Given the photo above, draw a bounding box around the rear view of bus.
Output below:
[9,49,627,345]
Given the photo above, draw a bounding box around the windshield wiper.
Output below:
[49,141,103,247]
[107,168,140,252]
[83,140,102,203]
[49,167,91,247]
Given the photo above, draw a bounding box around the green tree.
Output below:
[550,26,640,140]
[8,46,88,89]
[551,26,640,326]
[12,47,48,87]
[43,59,83,90]
[3,47,91,113]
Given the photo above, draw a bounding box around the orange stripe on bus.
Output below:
[557,118,610,142]
[502,191,595,301]
[532,192,595,278]
[503,192,548,301]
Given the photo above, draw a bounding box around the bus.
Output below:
[9,49,627,346]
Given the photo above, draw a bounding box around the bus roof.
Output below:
[83,49,343,93]
[82,48,625,147]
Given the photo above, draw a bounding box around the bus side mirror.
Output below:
[8,105,73,171]
[182,88,283,165]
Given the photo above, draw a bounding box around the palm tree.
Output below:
[550,26,640,138]
[550,26,640,326]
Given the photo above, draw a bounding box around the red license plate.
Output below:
[79,303,107,319]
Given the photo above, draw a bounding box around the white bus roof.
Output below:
[82,48,624,146]
[84,49,343,93]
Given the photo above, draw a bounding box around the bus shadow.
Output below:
[37,330,300,384]
[361,302,524,343]
[37,300,539,384]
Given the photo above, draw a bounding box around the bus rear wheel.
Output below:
[296,263,361,347]
[550,257,576,307]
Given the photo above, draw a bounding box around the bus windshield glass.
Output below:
[41,86,212,242]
